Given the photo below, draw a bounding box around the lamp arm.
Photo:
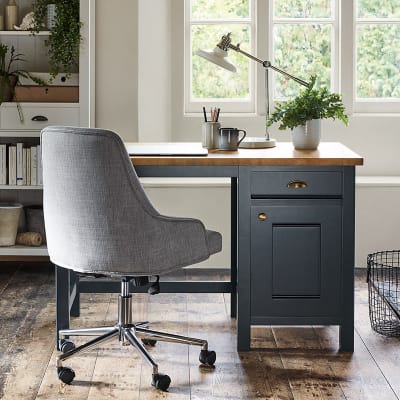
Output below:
[227,43,309,88]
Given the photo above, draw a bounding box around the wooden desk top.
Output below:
[128,142,363,167]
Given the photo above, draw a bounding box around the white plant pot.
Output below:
[292,119,321,150]
[0,203,22,246]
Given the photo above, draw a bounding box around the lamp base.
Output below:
[239,136,276,149]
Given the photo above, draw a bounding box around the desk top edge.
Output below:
[127,142,363,167]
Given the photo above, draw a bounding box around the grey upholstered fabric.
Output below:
[41,126,222,276]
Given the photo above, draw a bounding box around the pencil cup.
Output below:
[201,122,221,149]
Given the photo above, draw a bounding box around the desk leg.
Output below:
[56,265,70,350]
[339,264,354,351]
[340,166,355,352]
[230,177,238,318]
[70,271,80,317]
[237,167,251,351]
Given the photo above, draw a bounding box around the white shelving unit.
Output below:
[0,0,95,260]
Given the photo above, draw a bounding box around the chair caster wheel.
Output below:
[199,349,216,366]
[57,366,75,384]
[60,339,75,354]
[142,339,157,346]
[151,373,171,391]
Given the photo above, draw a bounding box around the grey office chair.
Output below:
[41,126,222,391]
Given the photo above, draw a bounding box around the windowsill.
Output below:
[184,112,261,118]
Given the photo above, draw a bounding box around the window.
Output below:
[182,0,399,115]
[185,0,256,112]
[355,0,400,112]
[271,0,339,99]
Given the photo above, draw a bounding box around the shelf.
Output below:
[0,185,42,190]
[0,245,48,256]
[0,30,50,36]
[1,102,80,107]
[0,131,41,137]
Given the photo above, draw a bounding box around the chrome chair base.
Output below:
[56,279,216,391]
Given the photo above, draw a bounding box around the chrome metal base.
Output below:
[57,279,209,377]
[239,136,277,148]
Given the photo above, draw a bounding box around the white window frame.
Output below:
[184,0,257,113]
[353,1,400,113]
[181,0,398,118]
[269,0,340,100]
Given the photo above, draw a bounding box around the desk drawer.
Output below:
[0,104,79,131]
[251,171,342,197]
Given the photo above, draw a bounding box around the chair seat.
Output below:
[206,230,222,255]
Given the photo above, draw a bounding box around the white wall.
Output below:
[95,2,400,269]
[95,0,138,141]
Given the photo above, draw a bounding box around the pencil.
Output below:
[216,108,220,122]
[203,106,207,122]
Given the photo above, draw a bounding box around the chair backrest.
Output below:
[41,126,161,275]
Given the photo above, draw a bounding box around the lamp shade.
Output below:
[196,47,237,73]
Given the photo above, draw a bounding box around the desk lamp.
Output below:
[197,33,309,148]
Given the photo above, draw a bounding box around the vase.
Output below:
[0,203,22,246]
[0,75,17,102]
[5,0,18,31]
[291,119,321,150]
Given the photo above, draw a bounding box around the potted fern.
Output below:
[267,76,349,150]
[0,44,45,105]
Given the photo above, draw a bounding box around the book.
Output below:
[26,147,31,186]
[0,144,5,185]
[16,142,23,186]
[8,145,16,185]
[0,146,2,185]
[23,147,27,186]
[31,146,37,186]
[2,145,6,185]
[37,144,42,185]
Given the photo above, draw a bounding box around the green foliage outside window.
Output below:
[191,0,250,99]
[273,24,332,99]
[274,0,332,18]
[357,24,400,98]
[191,0,249,19]
[356,0,400,98]
[357,0,400,18]
[192,25,250,99]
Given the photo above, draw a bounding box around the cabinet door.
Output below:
[250,200,342,320]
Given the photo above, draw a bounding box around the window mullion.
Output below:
[190,18,252,24]
[272,18,335,23]
[356,18,400,23]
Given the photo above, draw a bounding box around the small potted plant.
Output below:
[32,0,81,79]
[0,44,45,105]
[267,76,349,150]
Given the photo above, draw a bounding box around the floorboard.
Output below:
[0,265,399,400]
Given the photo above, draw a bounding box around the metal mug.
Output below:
[201,122,221,149]
[218,127,246,150]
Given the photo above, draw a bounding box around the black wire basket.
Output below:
[367,250,400,336]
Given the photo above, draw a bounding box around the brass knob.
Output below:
[287,180,308,189]
[258,213,267,221]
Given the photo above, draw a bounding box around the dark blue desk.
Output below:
[56,142,363,351]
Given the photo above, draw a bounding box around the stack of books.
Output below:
[0,143,42,186]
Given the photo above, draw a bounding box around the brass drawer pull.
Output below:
[287,180,308,189]
[258,213,267,221]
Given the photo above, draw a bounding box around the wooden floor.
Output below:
[0,264,399,400]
